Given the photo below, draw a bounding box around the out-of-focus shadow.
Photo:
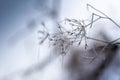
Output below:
[8,19,37,45]
[34,0,61,19]
[8,0,62,45]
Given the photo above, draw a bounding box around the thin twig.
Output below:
[87,4,120,29]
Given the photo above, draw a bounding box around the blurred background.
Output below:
[0,0,120,80]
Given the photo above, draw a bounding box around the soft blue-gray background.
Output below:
[0,0,120,80]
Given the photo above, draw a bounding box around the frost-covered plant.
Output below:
[38,4,120,57]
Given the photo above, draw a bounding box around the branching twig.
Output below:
[87,4,120,29]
